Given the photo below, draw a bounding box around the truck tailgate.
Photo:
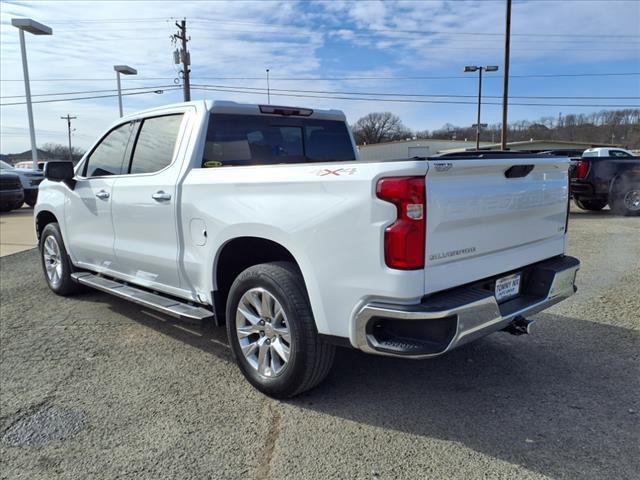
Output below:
[424,157,569,294]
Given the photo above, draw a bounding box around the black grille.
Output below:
[0,176,22,190]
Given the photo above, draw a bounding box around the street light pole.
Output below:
[113,65,137,117]
[266,68,271,104]
[17,29,37,170]
[464,65,499,150]
[116,71,123,117]
[475,67,483,150]
[12,18,52,171]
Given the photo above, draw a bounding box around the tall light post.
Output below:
[113,65,137,117]
[464,65,498,150]
[266,68,271,104]
[11,18,53,171]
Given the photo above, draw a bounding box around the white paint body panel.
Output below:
[424,158,568,292]
[35,100,570,347]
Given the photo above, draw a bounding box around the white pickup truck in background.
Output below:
[35,100,580,397]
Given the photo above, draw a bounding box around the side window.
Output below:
[84,122,133,177]
[129,114,184,175]
[610,150,631,158]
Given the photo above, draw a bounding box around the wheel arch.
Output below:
[212,236,304,325]
[35,210,59,240]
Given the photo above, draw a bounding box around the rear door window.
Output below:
[129,114,184,174]
[202,114,355,167]
[84,122,134,177]
[610,150,632,158]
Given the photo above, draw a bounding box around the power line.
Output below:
[191,85,640,108]
[36,17,640,39]
[0,77,177,82]
[1,72,638,83]
[0,85,179,99]
[188,17,640,39]
[190,83,640,100]
[0,88,181,107]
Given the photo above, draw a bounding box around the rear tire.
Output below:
[226,261,335,398]
[609,178,640,216]
[574,198,607,211]
[39,223,84,295]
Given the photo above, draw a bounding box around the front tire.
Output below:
[39,223,84,295]
[226,262,335,398]
[574,198,607,211]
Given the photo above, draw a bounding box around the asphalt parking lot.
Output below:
[1,207,639,480]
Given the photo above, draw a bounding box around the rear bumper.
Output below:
[570,181,595,197]
[354,255,579,358]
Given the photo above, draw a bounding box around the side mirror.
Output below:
[44,161,74,182]
[44,161,76,189]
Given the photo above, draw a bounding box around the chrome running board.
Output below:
[71,272,214,321]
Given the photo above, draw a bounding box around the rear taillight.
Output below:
[576,159,590,179]
[376,177,426,270]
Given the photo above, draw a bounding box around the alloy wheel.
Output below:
[236,287,291,377]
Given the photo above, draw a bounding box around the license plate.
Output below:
[495,273,521,302]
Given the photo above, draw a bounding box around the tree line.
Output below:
[351,109,640,148]
[1,143,85,164]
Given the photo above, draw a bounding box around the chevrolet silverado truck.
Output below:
[0,172,25,212]
[571,147,639,216]
[35,100,580,397]
[0,160,44,207]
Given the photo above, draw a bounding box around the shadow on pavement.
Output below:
[73,290,639,479]
[74,291,234,364]
[294,313,639,479]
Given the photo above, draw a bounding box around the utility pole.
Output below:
[60,114,76,161]
[500,0,512,150]
[172,19,191,101]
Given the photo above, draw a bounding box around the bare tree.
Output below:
[41,143,85,163]
[351,112,411,145]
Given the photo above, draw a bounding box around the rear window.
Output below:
[129,114,183,174]
[202,114,355,167]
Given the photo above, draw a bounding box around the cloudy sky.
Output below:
[1,0,639,153]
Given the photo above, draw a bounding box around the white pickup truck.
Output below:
[35,100,579,397]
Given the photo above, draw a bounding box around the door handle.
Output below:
[95,190,110,199]
[152,191,172,201]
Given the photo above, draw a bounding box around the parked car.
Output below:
[570,147,639,216]
[0,160,44,207]
[35,100,580,397]
[0,172,25,212]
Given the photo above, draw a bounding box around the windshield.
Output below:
[202,114,356,167]
[0,160,14,170]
